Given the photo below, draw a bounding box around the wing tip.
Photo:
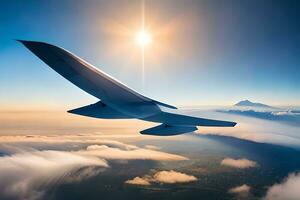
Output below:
[14,39,50,46]
[16,39,41,50]
[15,39,36,45]
[219,121,237,127]
[15,39,53,49]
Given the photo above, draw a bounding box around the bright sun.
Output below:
[136,30,152,47]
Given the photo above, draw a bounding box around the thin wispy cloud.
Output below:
[83,144,187,161]
[272,110,300,116]
[144,145,161,150]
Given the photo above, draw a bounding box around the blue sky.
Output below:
[1,0,299,110]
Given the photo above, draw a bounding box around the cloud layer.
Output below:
[125,170,197,185]
[0,149,108,200]
[194,108,300,148]
[0,138,187,200]
[221,158,257,169]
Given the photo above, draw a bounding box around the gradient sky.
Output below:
[1,0,299,110]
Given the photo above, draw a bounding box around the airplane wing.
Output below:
[19,40,237,136]
[18,40,176,109]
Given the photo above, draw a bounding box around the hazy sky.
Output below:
[1,0,299,110]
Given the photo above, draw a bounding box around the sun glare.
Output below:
[136,31,152,47]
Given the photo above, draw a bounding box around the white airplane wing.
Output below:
[19,40,236,136]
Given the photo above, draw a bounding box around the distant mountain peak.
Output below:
[234,100,273,108]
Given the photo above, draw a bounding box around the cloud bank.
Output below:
[0,138,187,200]
[125,170,197,185]
[221,158,257,169]
[264,172,300,200]
[194,108,300,148]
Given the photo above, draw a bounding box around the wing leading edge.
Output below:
[18,40,176,111]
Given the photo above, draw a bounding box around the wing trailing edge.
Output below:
[143,112,237,127]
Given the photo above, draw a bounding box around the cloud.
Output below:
[272,110,300,116]
[0,138,187,200]
[153,170,197,184]
[221,158,257,169]
[228,184,251,198]
[144,145,161,150]
[195,109,300,148]
[229,184,250,194]
[125,177,151,186]
[125,170,197,185]
[83,145,187,161]
[263,172,300,200]
[0,135,188,161]
[0,150,108,200]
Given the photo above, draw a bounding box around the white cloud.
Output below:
[153,170,197,184]
[125,177,151,186]
[229,184,250,194]
[228,184,251,199]
[125,170,197,185]
[221,158,257,169]
[264,172,300,200]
